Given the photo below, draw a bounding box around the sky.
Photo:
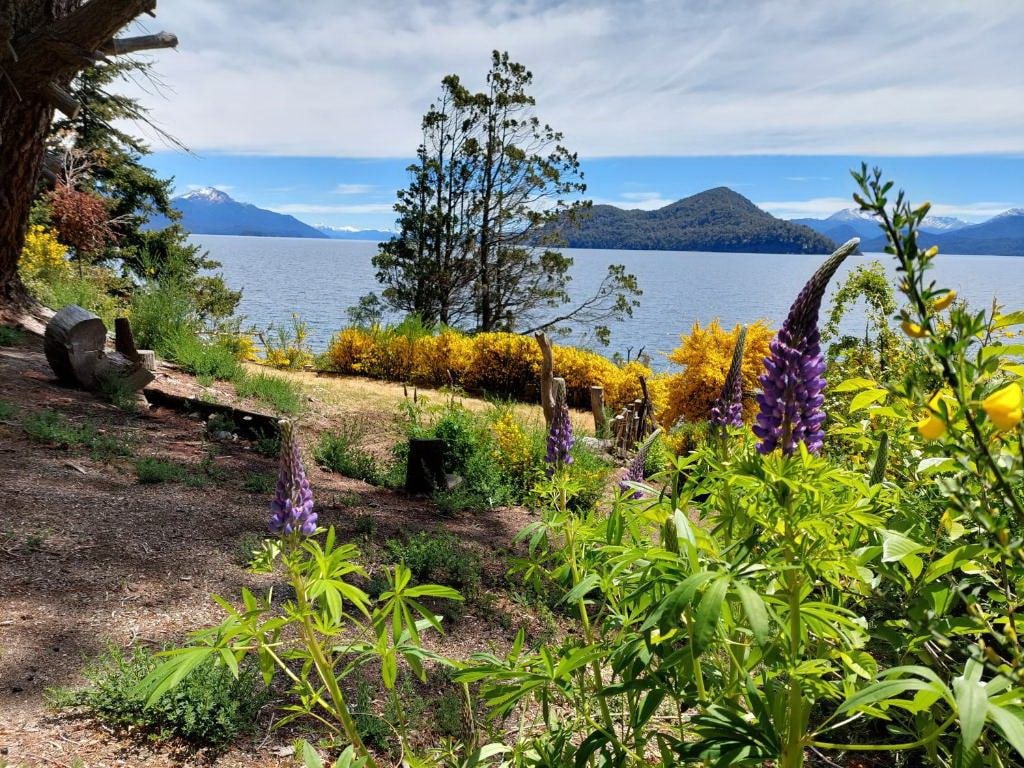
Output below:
[123,0,1024,230]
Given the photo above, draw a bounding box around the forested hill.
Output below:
[549,187,838,254]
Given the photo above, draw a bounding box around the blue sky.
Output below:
[125,0,1024,230]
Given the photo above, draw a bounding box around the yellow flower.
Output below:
[931,291,956,312]
[923,245,939,259]
[917,392,948,441]
[982,382,1023,431]
[902,320,928,338]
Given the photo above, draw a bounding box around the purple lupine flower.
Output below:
[710,326,748,428]
[545,393,574,470]
[269,420,317,536]
[619,429,661,499]
[753,239,859,456]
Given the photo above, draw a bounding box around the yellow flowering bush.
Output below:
[19,225,70,282]
[462,332,542,397]
[491,409,536,486]
[325,328,378,374]
[658,320,773,426]
[412,329,474,385]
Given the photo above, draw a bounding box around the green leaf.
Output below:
[734,581,771,645]
[881,530,926,563]
[917,456,958,476]
[988,704,1024,759]
[954,663,988,750]
[302,741,325,768]
[834,377,878,393]
[561,573,601,605]
[849,388,889,412]
[693,575,730,655]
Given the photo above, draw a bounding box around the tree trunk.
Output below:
[0,0,170,306]
[0,98,51,306]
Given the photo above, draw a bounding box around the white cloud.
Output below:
[121,0,1024,157]
[595,191,674,209]
[270,202,396,215]
[332,183,376,195]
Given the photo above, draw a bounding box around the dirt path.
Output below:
[0,332,536,767]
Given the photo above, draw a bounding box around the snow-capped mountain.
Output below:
[160,187,328,238]
[859,208,1024,256]
[315,224,393,242]
[920,215,970,234]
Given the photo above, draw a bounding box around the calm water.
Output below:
[195,235,1024,371]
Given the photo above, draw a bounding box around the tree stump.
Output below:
[405,438,447,495]
[44,305,107,385]
[44,305,154,392]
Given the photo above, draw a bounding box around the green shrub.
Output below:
[233,531,266,567]
[315,426,388,485]
[0,325,24,346]
[128,280,199,353]
[0,400,16,421]
[30,272,121,325]
[135,457,186,484]
[162,327,242,381]
[386,531,481,595]
[233,371,302,414]
[50,645,267,748]
[242,472,275,494]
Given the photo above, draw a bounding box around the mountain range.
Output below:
[161,188,328,238]
[795,208,1024,256]
[550,187,838,253]
[160,187,1024,257]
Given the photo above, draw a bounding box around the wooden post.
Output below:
[535,332,555,427]
[44,305,107,385]
[589,385,607,434]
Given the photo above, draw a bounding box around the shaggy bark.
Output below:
[0,0,171,306]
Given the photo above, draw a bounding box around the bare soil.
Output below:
[0,329,540,767]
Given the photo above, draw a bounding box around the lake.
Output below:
[194,234,1024,371]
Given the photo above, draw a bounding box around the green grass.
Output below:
[242,471,275,494]
[135,457,186,484]
[233,371,302,414]
[20,409,131,463]
[0,325,24,346]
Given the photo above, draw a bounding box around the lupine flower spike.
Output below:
[619,428,662,499]
[545,389,574,470]
[710,326,748,428]
[269,419,317,536]
[753,238,860,455]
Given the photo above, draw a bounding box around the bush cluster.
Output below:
[51,645,268,749]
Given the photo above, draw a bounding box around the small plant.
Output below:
[252,429,281,457]
[49,644,267,749]
[234,371,302,414]
[23,409,94,445]
[135,457,185,484]
[0,400,16,421]
[242,472,275,494]
[233,531,266,567]
[315,425,388,485]
[0,325,24,346]
[386,532,482,596]
[95,374,139,412]
[352,513,377,537]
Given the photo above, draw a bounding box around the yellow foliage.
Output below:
[326,328,378,374]
[412,329,474,385]
[658,320,773,426]
[462,332,542,395]
[19,225,69,282]
[491,410,534,478]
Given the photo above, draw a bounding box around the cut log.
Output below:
[44,305,107,385]
[405,438,447,495]
[142,387,280,439]
[137,350,156,371]
[94,351,154,392]
[114,317,140,361]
